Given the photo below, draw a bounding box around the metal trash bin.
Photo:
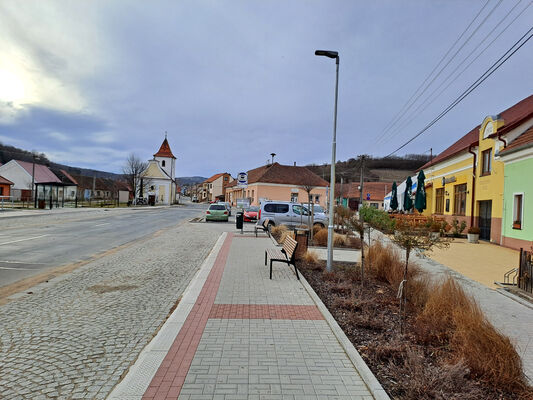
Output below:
[294,228,309,260]
[38,200,46,209]
[236,212,244,230]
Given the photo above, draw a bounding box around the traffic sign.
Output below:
[366,193,371,200]
[237,172,248,188]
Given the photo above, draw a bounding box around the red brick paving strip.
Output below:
[142,233,233,400]
[209,304,324,320]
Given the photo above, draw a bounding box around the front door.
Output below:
[479,200,492,241]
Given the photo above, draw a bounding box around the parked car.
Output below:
[191,195,198,202]
[243,206,259,222]
[205,204,229,222]
[217,201,232,216]
[304,204,327,221]
[257,201,328,229]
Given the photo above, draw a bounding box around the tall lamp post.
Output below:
[315,49,339,272]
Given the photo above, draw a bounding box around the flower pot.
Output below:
[430,231,440,240]
[467,233,479,243]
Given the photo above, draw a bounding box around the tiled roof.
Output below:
[500,126,533,155]
[0,175,13,185]
[16,160,62,184]
[205,173,228,183]
[420,94,533,169]
[335,181,392,201]
[247,163,329,187]
[154,138,176,159]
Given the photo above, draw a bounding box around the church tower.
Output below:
[153,134,176,179]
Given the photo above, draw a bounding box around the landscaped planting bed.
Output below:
[298,243,533,400]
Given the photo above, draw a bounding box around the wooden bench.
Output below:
[264,235,299,280]
[254,218,271,237]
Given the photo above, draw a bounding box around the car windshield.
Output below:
[245,206,259,212]
[209,205,226,210]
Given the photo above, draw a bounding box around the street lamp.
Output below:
[315,49,339,272]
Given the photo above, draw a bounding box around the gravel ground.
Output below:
[0,220,228,399]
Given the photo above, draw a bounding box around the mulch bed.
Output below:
[298,260,525,400]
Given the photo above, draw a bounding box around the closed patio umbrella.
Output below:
[390,181,398,211]
[403,176,413,212]
[414,170,426,213]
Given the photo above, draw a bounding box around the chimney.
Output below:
[293,162,296,166]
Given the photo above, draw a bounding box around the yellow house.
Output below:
[421,94,533,244]
[225,163,328,208]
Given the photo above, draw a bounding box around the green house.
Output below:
[498,126,533,250]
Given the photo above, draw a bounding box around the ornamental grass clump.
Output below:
[270,224,288,242]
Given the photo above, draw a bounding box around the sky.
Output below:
[0,1,532,177]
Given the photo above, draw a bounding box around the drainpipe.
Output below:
[467,144,477,227]
[497,132,507,149]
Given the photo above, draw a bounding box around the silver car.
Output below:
[258,201,327,229]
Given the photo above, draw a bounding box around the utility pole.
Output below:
[339,176,343,207]
[92,175,96,205]
[359,155,365,221]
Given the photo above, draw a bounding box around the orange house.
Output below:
[0,175,13,197]
[225,163,328,207]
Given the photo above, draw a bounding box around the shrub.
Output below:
[333,233,347,247]
[467,226,480,234]
[367,241,420,288]
[313,228,328,246]
[430,222,441,232]
[302,250,319,264]
[415,277,530,392]
[312,224,322,235]
[451,219,467,237]
[346,235,362,249]
[270,224,288,242]
[360,205,395,233]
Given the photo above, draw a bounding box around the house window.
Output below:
[291,193,298,203]
[513,194,523,229]
[224,176,228,181]
[162,160,166,167]
[251,190,254,201]
[481,149,492,175]
[435,188,444,214]
[453,183,467,216]
[315,195,320,203]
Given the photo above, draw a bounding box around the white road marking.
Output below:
[0,260,47,264]
[0,266,35,270]
[94,223,110,227]
[0,235,49,246]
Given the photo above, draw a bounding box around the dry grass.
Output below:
[314,228,328,246]
[270,224,288,242]
[312,224,322,236]
[302,250,319,264]
[279,230,294,244]
[367,241,421,288]
[415,277,530,392]
[333,233,347,247]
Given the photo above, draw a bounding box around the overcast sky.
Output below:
[0,1,532,177]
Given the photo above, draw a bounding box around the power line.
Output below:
[374,0,499,148]
[383,0,531,145]
[374,0,491,145]
[384,25,533,158]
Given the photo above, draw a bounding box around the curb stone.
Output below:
[299,273,391,400]
[106,232,227,400]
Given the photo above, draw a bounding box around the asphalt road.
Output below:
[0,203,208,288]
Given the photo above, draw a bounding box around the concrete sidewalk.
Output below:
[109,232,386,400]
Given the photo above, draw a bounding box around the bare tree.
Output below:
[122,153,148,205]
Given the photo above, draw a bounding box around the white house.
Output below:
[140,137,177,205]
[0,159,62,201]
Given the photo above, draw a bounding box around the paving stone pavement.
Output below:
[371,229,533,381]
[0,221,227,399]
[137,234,378,399]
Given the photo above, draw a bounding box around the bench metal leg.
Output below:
[270,260,273,280]
[265,251,267,266]
[293,262,300,280]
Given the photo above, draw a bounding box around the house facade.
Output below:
[140,138,177,205]
[0,175,13,197]
[225,163,328,207]
[420,94,533,246]
[498,126,533,250]
[203,173,233,202]
[336,181,391,210]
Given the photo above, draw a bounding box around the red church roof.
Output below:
[154,138,176,159]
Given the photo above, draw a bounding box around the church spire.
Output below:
[154,135,176,159]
